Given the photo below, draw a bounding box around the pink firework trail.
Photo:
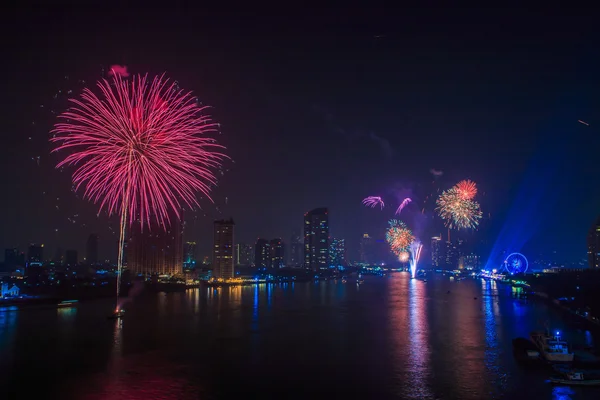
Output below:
[395,197,412,215]
[51,73,226,230]
[362,196,385,209]
[52,71,226,305]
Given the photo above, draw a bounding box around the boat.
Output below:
[530,330,574,363]
[58,300,78,308]
[549,369,600,386]
[107,308,125,320]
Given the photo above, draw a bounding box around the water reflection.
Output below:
[482,279,508,392]
[0,307,17,335]
[0,307,17,370]
[552,385,576,400]
[57,306,77,320]
[407,279,433,399]
[451,279,486,396]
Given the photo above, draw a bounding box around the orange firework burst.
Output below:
[399,251,410,263]
[385,219,415,254]
[455,179,477,200]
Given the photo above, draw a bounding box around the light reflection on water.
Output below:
[407,278,433,399]
[2,276,600,399]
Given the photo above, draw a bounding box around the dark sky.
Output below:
[1,5,599,264]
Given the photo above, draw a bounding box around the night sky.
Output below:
[1,5,599,264]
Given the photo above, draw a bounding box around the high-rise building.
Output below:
[255,238,270,268]
[289,230,303,267]
[53,247,64,265]
[27,244,44,266]
[65,250,78,266]
[212,219,235,279]
[431,236,442,267]
[329,238,345,267]
[445,240,455,269]
[86,234,98,265]
[3,248,18,271]
[235,243,253,266]
[464,253,480,270]
[587,217,600,268]
[360,233,375,265]
[127,217,183,276]
[184,241,197,270]
[304,208,329,271]
[270,238,285,269]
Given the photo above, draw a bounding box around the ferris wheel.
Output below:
[503,252,528,274]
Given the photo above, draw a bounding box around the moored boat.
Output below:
[530,330,574,363]
[58,300,78,308]
[550,369,600,386]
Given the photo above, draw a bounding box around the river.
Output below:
[1,273,598,399]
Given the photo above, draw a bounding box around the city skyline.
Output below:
[1,6,600,266]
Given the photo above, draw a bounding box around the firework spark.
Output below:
[435,187,482,229]
[395,197,412,215]
[399,251,410,263]
[409,241,423,278]
[455,179,477,200]
[385,219,415,255]
[362,196,385,209]
[51,73,226,230]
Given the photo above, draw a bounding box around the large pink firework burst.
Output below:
[51,73,226,230]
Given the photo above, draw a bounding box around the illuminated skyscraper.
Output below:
[445,240,455,269]
[464,253,480,270]
[289,229,303,267]
[304,208,329,271]
[86,234,98,265]
[329,238,345,267]
[431,236,442,267]
[235,243,253,266]
[255,239,270,268]
[270,238,285,269]
[27,244,44,266]
[587,217,600,268]
[184,241,197,270]
[127,216,183,276]
[212,219,235,279]
[360,233,375,265]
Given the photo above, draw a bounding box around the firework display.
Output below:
[435,187,482,230]
[395,197,412,215]
[52,72,226,230]
[409,241,423,278]
[455,179,477,200]
[362,196,385,209]
[385,219,415,255]
[52,70,226,303]
[399,251,410,263]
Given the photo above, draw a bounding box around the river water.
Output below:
[1,273,599,399]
